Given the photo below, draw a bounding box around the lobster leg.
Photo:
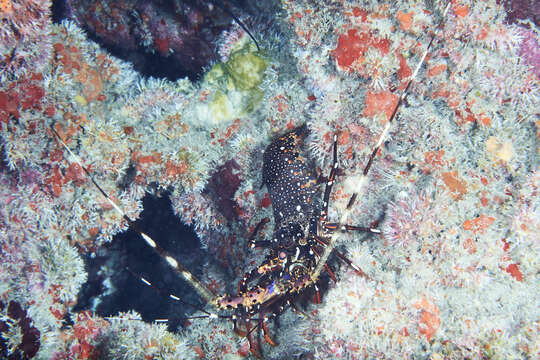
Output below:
[247,217,270,248]
[233,318,247,337]
[289,301,308,318]
[320,133,339,224]
[314,236,367,277]
[261,314,278,347]
[249,240,273,249]
[244,320,263,359]
[234,318,262,359]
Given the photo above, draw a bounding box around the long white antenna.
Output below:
[311,2,452,281]
[50,125,216,303]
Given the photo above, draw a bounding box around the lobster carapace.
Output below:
[213,124,323,315]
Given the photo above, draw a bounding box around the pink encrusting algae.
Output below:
[0,0,52,82]
[0,0,538,359]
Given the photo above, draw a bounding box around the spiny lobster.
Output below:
[51,2,452,358]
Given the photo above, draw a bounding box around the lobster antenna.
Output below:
[209,0,261,51]
[50,125,216,303]
[183,313,233,320]
[124,267,214,316]
[245,317,264,338]
[105,313,232,324]
[311,2,452,281]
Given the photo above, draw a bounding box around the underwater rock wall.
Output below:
[0,0,538,359]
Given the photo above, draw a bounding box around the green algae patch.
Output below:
[209,91,236,123]
[228,51,267,90]
[200,43,268,125]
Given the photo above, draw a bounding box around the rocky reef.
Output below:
[1,0,538,359]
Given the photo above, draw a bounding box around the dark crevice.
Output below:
[74,193,205,331]
[50,0,266,81]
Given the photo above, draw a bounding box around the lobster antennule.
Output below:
[144,239,216,303]
[209,0,261,52]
